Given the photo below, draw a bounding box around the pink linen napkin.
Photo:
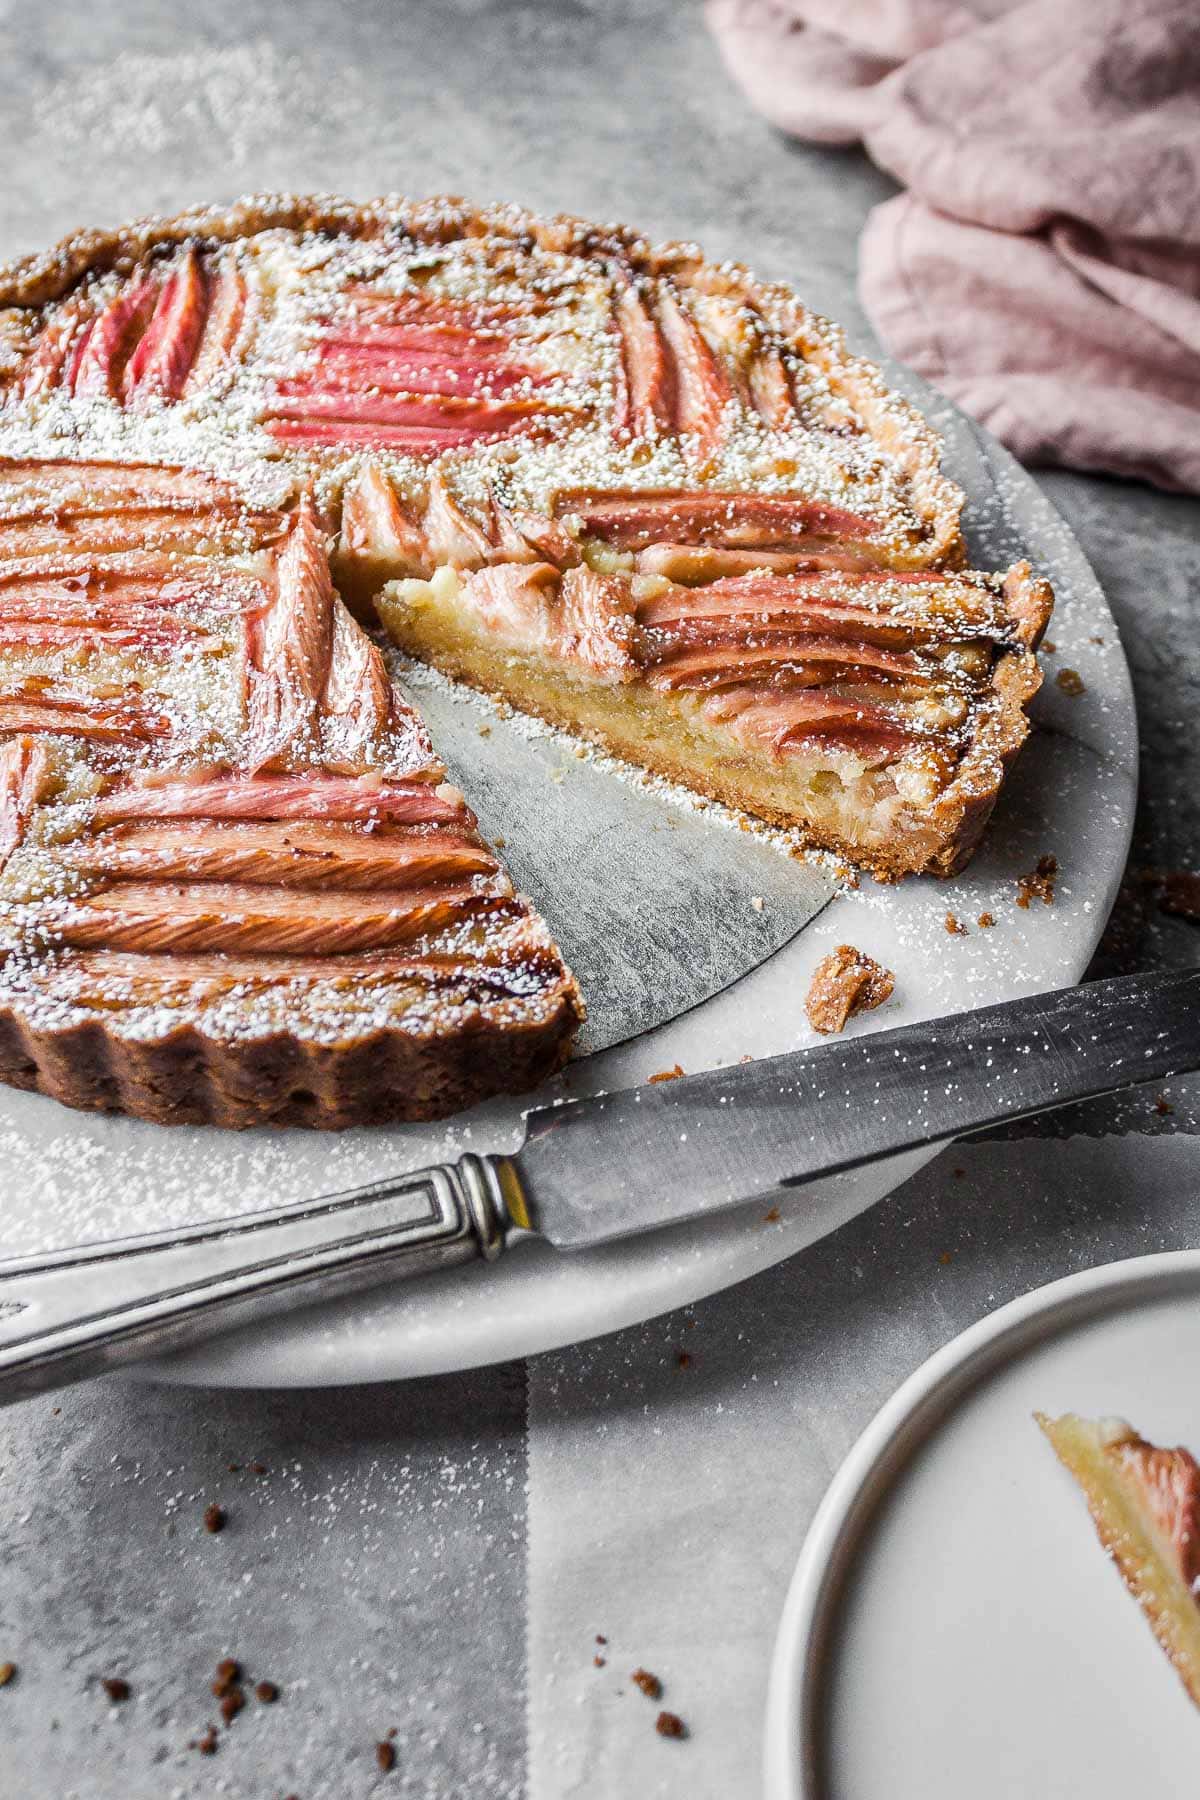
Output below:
[708,0,1200,493]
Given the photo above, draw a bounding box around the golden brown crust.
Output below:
[0,978,580,1129]
[915,564,1051,879]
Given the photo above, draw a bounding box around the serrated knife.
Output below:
[1,966,1198,1403]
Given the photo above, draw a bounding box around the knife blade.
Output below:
[1,967,1197,1400]
[402,665,836,1053]
[515,964,1200,1247]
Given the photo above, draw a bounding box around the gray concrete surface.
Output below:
[0,3,1198,1796]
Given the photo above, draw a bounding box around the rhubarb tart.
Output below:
[0,194,1052,1126]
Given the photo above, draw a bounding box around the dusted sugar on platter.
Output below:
[0,193,1052,1129]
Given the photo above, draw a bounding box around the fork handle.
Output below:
[0,1154,518,1403]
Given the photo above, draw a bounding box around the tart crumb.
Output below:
[594,1654,606,1667]
[1055,668,1085,696]
[677,1351,692,1369]
[192,1726,219,1756]
[1016,854,1058,909]
[0,1663,15,1688]
[656,1710,687,1739]
[763,1205,781,1223]
[632,1668,662,1700]
[977,911,995,929]
[100,1676,131,1703]
[219,1686,245,1725]
[1154,1095,1174,1116]
[376,1740,397,1773]
[944,913,967,936]
[255,1680,280,1704]
[212,1659,241,1697]
[1157,871,1200,922]
[805,945,894,1035]
[203,1502,226,1534]
[595,1635,607,1645]
[648,1064,685,1084]
[1042,639,1057,654]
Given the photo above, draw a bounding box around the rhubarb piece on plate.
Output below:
[1036,1411,1200,1708]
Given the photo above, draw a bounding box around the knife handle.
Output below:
[0,1154,522,1404]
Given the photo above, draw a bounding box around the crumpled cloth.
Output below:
[708,0,1200,494]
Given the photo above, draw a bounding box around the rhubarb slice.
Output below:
[243,496,334,772]
[1037,1412,1200,1708]
[263,286,580,454]
[0,734,47,865]
[121,251,208,403]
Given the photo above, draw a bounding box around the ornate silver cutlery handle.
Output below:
[0,1155,519,1403]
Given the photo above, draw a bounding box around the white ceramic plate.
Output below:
[0,393,1136,1385]
[764,1252,1200,1800]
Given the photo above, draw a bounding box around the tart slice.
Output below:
[0,456,581,1128]
[378,551,1049,880]
[1036,1411,1200,1707]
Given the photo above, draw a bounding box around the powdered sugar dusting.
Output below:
[36,42,370,166]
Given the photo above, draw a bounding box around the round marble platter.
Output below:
[0,382,1136,1386]
[764,1253,1200,1800]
